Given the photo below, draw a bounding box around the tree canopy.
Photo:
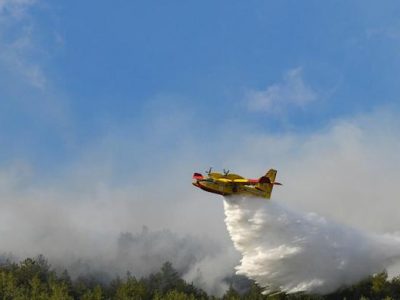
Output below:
[0,256,399,300]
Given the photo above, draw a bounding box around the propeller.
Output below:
[223,169,230,176]
[206,167,212,175]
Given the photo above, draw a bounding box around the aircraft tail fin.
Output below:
[257,169,281,199]
[265,169,277,183]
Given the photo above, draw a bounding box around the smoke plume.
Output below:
[0,225,238,296]
[223,196,400,294]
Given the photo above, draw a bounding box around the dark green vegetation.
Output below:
[1,256,400,300]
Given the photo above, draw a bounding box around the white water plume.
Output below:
[223,196,400,294]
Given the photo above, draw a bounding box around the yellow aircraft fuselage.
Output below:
[192,169,281,199]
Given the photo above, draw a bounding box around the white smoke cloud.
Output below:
[1,108,400,295]
[224,196,400,294]
[0,162,240,296]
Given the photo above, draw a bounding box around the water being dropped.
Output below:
[223,196,400,294]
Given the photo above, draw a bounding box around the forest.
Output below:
[0,255,400,300]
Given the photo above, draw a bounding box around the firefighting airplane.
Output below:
[192,168,281,199]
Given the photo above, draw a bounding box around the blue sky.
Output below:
[4,2,400,287]
[2,0,400,176]
[1,1,400,208]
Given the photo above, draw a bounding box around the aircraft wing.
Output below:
[214,178,259,185]
[233,178,260,185]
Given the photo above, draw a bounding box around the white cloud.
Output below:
[0,0,35,19]
[246,68,317,114]
[0,0,73,148]
[0,0,47,90]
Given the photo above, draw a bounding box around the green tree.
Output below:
[242,282,265,299]
[371,271,389,297]
[29,275,48,300]
[153,290,196,300]
[81,285,103,300]
[223,286,241,300]
[115,275,147,300]
[48,278,73,300]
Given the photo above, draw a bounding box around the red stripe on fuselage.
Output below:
[248,178,259,183]
[192,182,229,196]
